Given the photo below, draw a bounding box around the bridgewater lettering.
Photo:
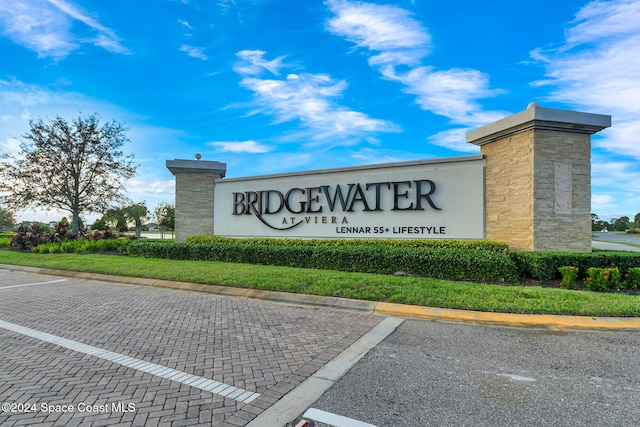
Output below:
[232,180,441,230]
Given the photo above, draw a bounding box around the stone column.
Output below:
[166,158,226,242]
[466,103,610,252]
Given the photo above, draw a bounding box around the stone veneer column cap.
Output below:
[166,159,227,177]
[466,103,611,146]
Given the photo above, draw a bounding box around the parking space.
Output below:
[0,269,384,426]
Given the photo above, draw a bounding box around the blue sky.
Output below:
[0,0,638,224]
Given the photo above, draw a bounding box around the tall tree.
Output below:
[125,202,149,238]
[0,114,137,232]
[613,216,630,231]
[154,202,175,238]
[102,208,129,232]
[0,207,15,231]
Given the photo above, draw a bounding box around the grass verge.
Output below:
[1,251,638,317]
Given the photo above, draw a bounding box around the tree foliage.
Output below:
[154,202,175,238]
[0,207,15,231]
[90,218,107,231]
[0,114,137,232]
[591,213,610,231]
[612,216,630,231]
[99,202,149,237]
[125,202,149,238]
[102,207,129,232]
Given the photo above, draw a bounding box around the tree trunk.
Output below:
[72,211,80,233]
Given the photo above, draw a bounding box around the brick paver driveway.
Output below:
[0,268,383,426]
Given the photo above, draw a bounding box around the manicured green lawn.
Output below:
[1,251,638,317]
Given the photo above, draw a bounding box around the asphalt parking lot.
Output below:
[0,269,384,426]
[309,319,640,427]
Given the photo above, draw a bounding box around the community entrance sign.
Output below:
[167,103,611,252]
[212,156,485,239]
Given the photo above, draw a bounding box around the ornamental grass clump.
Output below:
[586,267,621,292]
[558,266,579,290]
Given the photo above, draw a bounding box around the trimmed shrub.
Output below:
[185,235,511,253]
[511,251,640,281]
[586,267,621,292]
[125,240,519,283]
[623,268,640,290]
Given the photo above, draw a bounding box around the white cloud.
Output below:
[178,19,193,29]
[234,50,399,143]
[382,65,507,127]
[326,0,506,145]
[234,50,286,75]
[591,155,640,218]
[566,0,640,45]
[0,0,127,58]
[325,0,430,67]
[179,44,207,60]
[127,179,175,200]
[0,137,21,156]
[208,140,272,153]
[531,0,640,160]
[426,128,480,153]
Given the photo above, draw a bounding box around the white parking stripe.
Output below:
[303,408,378,427]
[0,319,261,404]
[0,279,67,289]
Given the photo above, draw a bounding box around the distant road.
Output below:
[591,232,640,252]
[592,231,640,251]
[592,231,640,244]
[140,232,174,239]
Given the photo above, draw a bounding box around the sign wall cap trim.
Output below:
[166,159,227,177]
[466,104,611,146]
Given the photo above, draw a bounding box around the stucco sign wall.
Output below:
[213,155,486,239]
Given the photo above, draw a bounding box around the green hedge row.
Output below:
[185,235,510,253]
[126,240,519,283]
[511,251,640,280]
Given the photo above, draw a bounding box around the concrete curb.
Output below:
[374,302,640,330]
[2,264,639,330]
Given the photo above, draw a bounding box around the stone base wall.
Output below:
[469,104,609,252]
[533,130,591,252]
[481,129,535,251]
[174,172,216,242]
[481,129,592,252]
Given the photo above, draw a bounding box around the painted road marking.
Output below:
[0,279,67,290]
[303,408,378,427]
[497,373,536,382]
[0,319,260,404]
